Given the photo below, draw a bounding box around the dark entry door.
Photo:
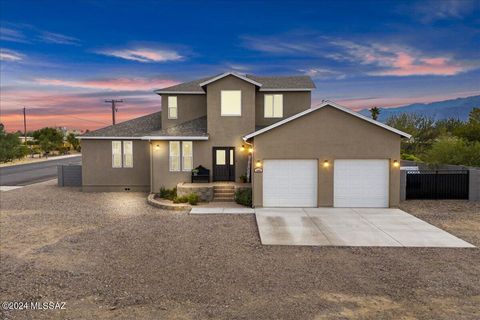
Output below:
[213,147,235,181]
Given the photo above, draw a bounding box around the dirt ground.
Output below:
[1,182,479,320]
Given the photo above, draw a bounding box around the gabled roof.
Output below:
[246,75,316,91]
[198,72,262,87]
[154,72,316,94]
[141,116,208,140]
[80,111,162,139]
[243,101,412,140]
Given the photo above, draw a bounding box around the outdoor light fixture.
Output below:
[323,160,330,168]
[255,160,262,168]
[240,145,245,152]
[393,160,399,167]
[249,147,254,153]
[155,144,160,150]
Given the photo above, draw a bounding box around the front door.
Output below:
[213,147,235,181]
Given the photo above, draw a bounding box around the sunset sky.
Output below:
[1,0,479,132]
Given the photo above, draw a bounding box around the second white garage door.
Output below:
[263,160,317,207]
[334,159,389,207]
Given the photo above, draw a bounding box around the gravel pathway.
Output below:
[1,183,479,319]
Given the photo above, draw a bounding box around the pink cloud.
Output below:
[33,77,179,91]
[96,47,183,63]
[0,87,162,132]
[372,51,465,76]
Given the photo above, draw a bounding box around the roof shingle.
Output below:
[81,111,162,137]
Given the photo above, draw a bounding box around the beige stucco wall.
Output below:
[255,91,311,127]
[252,105,402,207]
[150,140,211,192]
[205,75,256,181]
[81,139,150,192]
[160,94,207,129]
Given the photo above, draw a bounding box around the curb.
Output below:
[147,193,191,211]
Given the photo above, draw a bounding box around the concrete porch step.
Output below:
[212,197,235,202]
[214,191,235,196]
[213,187,235,191]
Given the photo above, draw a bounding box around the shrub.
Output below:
[159,187,177,200]
[235,189,252,207]
[173,196,188,204]
[187,193,199,205]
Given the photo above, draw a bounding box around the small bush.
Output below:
[187,193,199,205]
[159,187,177,200]
[173,196,188,204]
[235,189,252,207]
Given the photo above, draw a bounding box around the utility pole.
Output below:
[23,107,27,145]
[105,99,123,125]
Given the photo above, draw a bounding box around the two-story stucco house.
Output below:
[80,72,410,208]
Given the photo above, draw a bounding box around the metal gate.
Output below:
[406,170,469,200]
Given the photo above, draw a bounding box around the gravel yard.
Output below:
[1,182,479,319]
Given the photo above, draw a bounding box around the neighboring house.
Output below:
[80,72,411,208]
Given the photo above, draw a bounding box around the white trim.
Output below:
[243,100,412,140]
[80,136,142,140]
[259,88,314,92]
[155,90,205,95]
[141,136,209,141]
[198,72,262,87]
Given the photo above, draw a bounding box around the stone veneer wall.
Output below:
[177,183,214,201]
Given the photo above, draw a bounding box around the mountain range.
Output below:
[358,95,480,122]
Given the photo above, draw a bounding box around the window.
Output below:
[169,141,181,172]
[112,141,122,168]
[264,94,283,118]
[229,149,234,165]
[221,90,241,116]
[168,96,177,119]
[123,141,133,168]
[216,150,226,165]
[112,141,133,168]
[182,141,193,171]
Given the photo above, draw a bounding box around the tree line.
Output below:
[377,108,480,167]
[0,124,80,163]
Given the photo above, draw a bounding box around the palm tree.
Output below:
[370,107,381,120]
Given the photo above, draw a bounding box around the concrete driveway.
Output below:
[255,208,475,247]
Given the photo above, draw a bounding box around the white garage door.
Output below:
[263,160,317,207]
[334,159,389,207]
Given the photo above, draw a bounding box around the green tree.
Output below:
[66,133,80,151]
[434,118,464,137]
[0,123,29,162]
[424,136,480,167]
[369,107,381,120]
[386,113,437,157]
[454,107,480,142]
[32,127,64,156]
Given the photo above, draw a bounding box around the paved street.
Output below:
[0,155,81,186]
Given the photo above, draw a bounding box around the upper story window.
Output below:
[264,94,283,118]
[221,90,241,116]
[112,141,133,168]
[168,96,178,119]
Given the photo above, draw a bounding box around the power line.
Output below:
[105,99,123,125]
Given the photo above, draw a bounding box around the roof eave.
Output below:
[141,136,209,141]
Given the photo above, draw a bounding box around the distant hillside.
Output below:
[359,95,480,122]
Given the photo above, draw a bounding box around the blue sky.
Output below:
[1,0,479,131]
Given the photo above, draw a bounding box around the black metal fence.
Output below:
[406,170,469,200]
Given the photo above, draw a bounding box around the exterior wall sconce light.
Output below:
[155,144,160,150]
[255,160,262,168]
[393,160,399,168]
[249,147,254,153]
[240,145,245,152]
[323,160,330,168]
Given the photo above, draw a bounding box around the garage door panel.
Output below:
[263,160,317,207]
[334,160,389,208]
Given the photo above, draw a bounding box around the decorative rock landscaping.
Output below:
[147,193,191,211]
